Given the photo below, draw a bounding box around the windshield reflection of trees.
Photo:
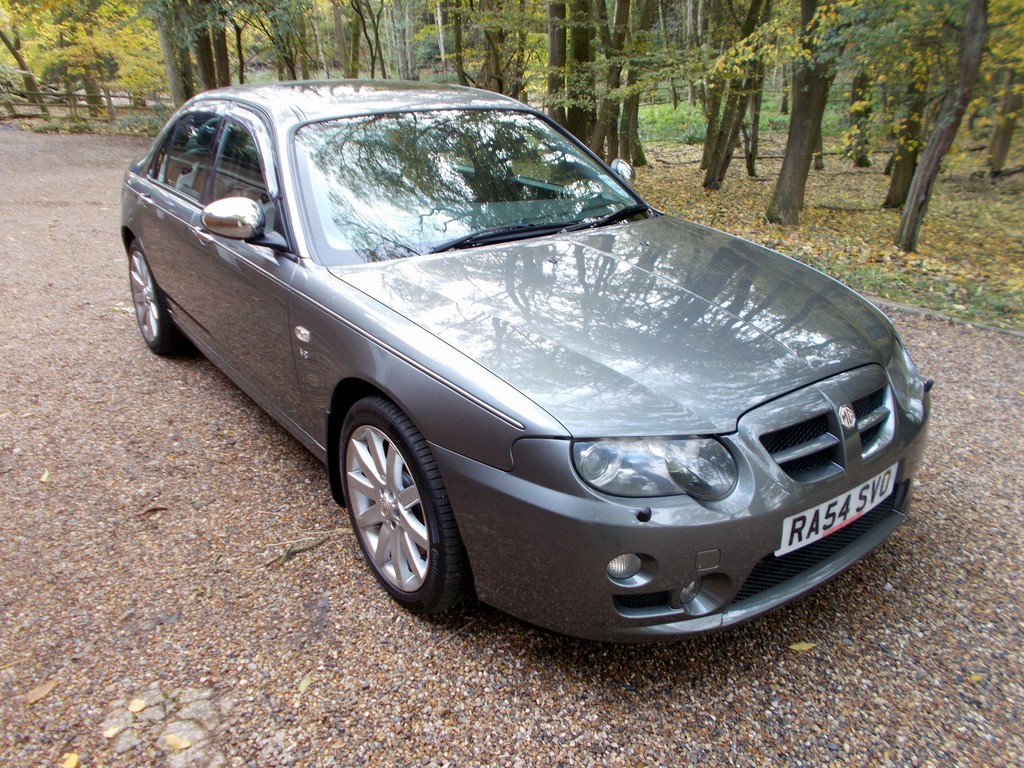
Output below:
[297,110,625,262]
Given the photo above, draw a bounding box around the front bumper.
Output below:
[434,364,930,642]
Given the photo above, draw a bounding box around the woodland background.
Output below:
[2,0,1021,328]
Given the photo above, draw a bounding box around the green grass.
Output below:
[639,102,707,145]
[640,93,852,147]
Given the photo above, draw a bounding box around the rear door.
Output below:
[129,106,224,342]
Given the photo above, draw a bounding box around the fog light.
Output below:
[607,553,642,580]
[677,578,703,604]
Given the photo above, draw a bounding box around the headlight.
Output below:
[886,336,926,423]
[573,438,737,499]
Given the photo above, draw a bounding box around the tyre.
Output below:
[341,396,469,614]
[128,239,187,355]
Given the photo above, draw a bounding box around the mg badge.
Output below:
[839,404,857,429]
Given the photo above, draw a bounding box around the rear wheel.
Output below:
[128,240,187,355]
[341,397,469,613]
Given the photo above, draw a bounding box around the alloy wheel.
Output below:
[345,424,430,593]
[129,249,159,345]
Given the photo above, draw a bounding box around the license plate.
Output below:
[776,463,899,557]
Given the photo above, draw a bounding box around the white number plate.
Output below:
[776,463,899,557]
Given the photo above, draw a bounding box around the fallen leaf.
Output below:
[103,725,121,739]
[788,641,817,652]
[40,469,51,483]
[165,733,191,751]
[60,753,79,768]
[127,698,147,713]
[298,674,312,695]
[24,679,57,705]
[970,673,984,683]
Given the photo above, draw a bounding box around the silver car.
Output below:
[121,81,930,641]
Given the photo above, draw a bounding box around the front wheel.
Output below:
[340,397,469,614]
[128,239,187,355]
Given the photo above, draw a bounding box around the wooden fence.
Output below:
[0,88,172,128]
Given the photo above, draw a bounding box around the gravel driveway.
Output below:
[1,129,1021,767]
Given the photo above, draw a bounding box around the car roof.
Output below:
[189,80,528,126]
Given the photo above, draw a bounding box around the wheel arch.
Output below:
[326,377,393,508]
[122,226,137,255]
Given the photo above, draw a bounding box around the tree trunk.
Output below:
[212,25,231,86]
[81,67,104,117]
[103,86,116,123]
[452,2,468,85]
[617,0,656,164]
[355,0,387,79]
[766,0,837,225]
[477,0,507,93]
[590,0,632,160]
[312,7,330,77]
[702,0,770,188]
[895,0,987,252]
[700,82,722,170]
[155,11,190,106]
[332,1,350,74]
[848,69,872,167]
[988,69,1021,175]
[745,84,764,176]
[620,85,645,164]
[234,22,245,84]
[299,15,310,80]
[0,27,48,114]
[882,82,926,208]
[349,10,361,77]
[64,77,78,118]
[780,65,789,114]
[566,0,596,142]
[388,5,405,79]
[405,0,417,80]
[745,0,772,177]
[547,0,568,125]
[435,3,446,70]
[192,26,217,91]
[702,89,747,188]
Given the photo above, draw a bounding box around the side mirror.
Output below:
[610,158,634,186]
[201,196,265,240]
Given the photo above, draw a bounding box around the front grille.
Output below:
[760,414,829,455]
[759,414,839,479]
[853,388,884,419]
[852,387,890,452]
[731,494,896,604]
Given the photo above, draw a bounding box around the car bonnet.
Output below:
[332,216,893,437]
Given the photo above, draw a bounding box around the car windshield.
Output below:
[293,109,639,264]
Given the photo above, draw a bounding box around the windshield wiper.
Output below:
[566,203,651,232]
[429,222,569,254]
[428,203,651,254]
